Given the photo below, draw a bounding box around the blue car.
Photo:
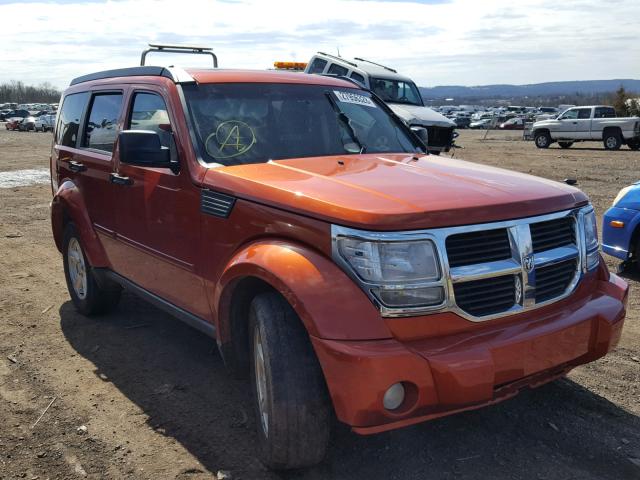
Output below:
[602,181,640,268]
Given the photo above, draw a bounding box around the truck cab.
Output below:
[305,52,456,154]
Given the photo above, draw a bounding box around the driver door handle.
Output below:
[68,160,86,173]
[110,172,133,186]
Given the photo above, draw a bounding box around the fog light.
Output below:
[383,383,405,410]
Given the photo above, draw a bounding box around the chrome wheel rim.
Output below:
[606,137,617,149]
[536,136,547,147]
[68,237,87,299]
[253,326,269,436]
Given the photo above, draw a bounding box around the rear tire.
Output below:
[63,223,121,315]
[603,131,622,150]
[249,292,331,469]
[558,141,573,149]
[534,131,552,148]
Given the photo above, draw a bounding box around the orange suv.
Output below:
[50,46,628,469]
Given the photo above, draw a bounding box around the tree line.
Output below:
[0,81,61,104]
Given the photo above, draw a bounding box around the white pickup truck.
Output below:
[532,105,640,150]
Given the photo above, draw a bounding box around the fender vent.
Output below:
[201,190,236,218]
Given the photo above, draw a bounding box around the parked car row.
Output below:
[4,114,55,132]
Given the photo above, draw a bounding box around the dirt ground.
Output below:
[0,127,638,480]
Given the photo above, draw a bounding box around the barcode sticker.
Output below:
[333,91,376,108]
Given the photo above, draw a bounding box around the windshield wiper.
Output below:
[325,93,367,154]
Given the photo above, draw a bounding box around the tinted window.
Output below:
[83,93,122,153]
[577,108,591,119]
[327,63,348,76]
[594,107,616,118]
[308,58,327,74]
[56,92,88,147]
[183,83,422,166]
[350,72,366,86]
[128,92,176,160]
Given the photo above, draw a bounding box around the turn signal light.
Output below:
[610,220,625,228]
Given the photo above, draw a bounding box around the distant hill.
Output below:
[419,79,640,100]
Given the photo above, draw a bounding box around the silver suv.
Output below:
[305,52,456,154]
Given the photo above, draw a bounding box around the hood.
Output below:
[204,154,588,230]
[387,104,456,128]
[533,118,561,128]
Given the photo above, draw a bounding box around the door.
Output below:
[556,108,580,139]
[109,88,209,319]
[573,107,593,139]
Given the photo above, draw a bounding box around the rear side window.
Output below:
[350,72,366,86]
[594,107,616,118]
[83,93,123,153]
[327,63,348,77]
[308,58,327,74]
[56,92,88,147]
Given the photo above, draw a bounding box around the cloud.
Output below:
[0,0,638,89]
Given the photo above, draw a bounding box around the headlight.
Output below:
[582,207,599,270]
[333,229,445,311]
[612,186,632,207]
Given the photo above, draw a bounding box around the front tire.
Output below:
[534,131,551,148]
[603,131,622,150]
[249,292,331,469]
[558,141,573,149]
[63,223,121,315]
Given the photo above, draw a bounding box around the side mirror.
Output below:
[410,126,429,147]
[118,130,177,172]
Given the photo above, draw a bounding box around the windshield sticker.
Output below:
[333,91,376,108]
[205,120,256,159]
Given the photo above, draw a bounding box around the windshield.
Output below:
[183,83,423,166]
[369,78,423,106]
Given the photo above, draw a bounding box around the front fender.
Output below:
[51,180,109,267]
[214,240,392,342]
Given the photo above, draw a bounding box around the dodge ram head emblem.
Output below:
[523,254,535,273]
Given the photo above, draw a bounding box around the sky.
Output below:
[0,0,639,89]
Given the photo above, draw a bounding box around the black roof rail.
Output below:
[316,51,358,68]
[69,66,175,86]
[353,57,397,73]
[141,43,218,68]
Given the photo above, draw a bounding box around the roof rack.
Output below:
[317,51,357,68]
[141,43,218,68]
[353,57,397,73]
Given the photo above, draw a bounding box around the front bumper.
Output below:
[311,270,628,434]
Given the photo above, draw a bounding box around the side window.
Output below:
[128,92,176,160]
[56,92,89,147]
[594,107,616,118]
[577,108,591,119]
[560,109,579,120]
[83,93,123,153]
[308,58,327,74]
[350,72,365,86]
[327,63,348,77]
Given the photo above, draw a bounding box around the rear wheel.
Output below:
[558,141,573,149]
[249,292,331,469]
[63,223,121,315]
[534,131,552,148]
[603,131,622,150]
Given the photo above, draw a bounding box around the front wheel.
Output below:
[63,223,121,315]
[534,131,552,148]
[558,141,573,149]
[249,292,331,469]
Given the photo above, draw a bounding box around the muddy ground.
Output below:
[0,128,638,480]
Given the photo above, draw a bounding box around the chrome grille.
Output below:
[535,259,577,303]
[530,217,576,253]
[446,228,511,267]
[454,275,516,317]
